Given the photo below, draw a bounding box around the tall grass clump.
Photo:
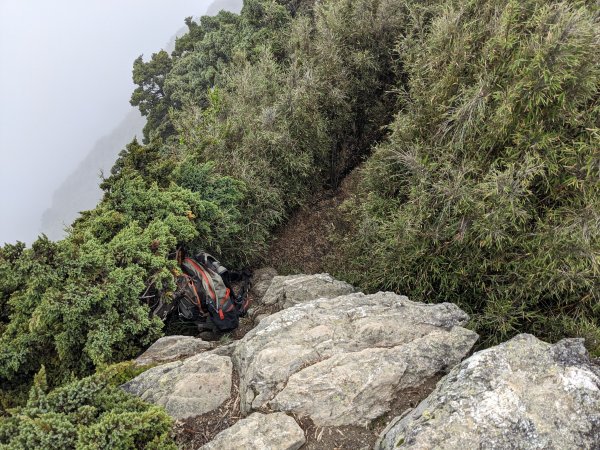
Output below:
[335,0,600,353]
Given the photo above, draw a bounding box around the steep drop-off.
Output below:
[40,109,145,239]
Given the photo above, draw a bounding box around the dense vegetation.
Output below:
[1,0,598,447]
[333,0,600,352]
[0,364,174,449]
[2,0,411,399]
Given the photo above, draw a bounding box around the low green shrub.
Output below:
[0,367,176,450]
[0,163,244,392]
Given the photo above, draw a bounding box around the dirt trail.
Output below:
[176,168,367,447]
[264,168,362,274]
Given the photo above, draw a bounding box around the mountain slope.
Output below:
[40,109,145,239]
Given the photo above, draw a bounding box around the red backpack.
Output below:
[174,252,250,331]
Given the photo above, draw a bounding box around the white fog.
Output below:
[0,0,241,245]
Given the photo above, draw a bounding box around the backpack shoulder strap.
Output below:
[183,257,217,302]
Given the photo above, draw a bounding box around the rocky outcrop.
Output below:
[260,273,355,309]
[134,335,212,366]
[199,412,305,450]
[233,291,478,425]
[377,334,600,450]
[269,329,476,427]
[122,353,232,420]
[250,267,278,300]
[123,273,600,449]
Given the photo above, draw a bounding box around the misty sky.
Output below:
[0,0,215,245]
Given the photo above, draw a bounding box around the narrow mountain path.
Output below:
[264,167,362,274]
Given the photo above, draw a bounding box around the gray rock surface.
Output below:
[377,334,600,450]
[134,335,213,366]
[261,273,355,308]
[210,342,237,358]
[122,353,232,420]
[254,313,269,324]
[251,267,278,301]
[270,328,476,426]
[200,412,305,450]
[233,291,478,425]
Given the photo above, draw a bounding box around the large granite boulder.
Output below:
[377,334,600,449]
[122,353,232,420]
[200,412,305,450]
[233,291,478,426]
[261,273,355,308]
[134,335,212,366]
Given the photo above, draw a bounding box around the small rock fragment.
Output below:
[200,412,305,450]
[122,353,232,420]
[135,335,212,366]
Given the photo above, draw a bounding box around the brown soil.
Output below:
[295,375,441,449]
[264,167,362,275]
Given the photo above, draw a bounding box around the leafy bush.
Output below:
[0,162,244,393]
[166,0,425,254]
[3,0,418,397]
[334,0,600,353]
[0,366,176,450]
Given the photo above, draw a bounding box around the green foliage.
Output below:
[163,0,422,256]
[172,48,329,257]
[132,3,293,143]
[167,13,243,113]
[2,0,427,445]
[0,369,176,450]
[4,2,599,446]
[134,0,410,186]
[3,0,415,397]
[334,0,600,353]
[94,361,156,387]
[308,0,427,185]
[0,161,245,392]
[131,51,174,141]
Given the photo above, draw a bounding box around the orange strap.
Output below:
[189,277,204,313]
[185,258,216,301]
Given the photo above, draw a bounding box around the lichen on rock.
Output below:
[260,273,355,308]
[376,334,600,449]
[122,353,232,420]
